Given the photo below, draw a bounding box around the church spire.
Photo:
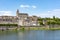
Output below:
[17,9,19,13]
[16,9,19,17]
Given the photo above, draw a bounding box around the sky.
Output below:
[0,0,60,18]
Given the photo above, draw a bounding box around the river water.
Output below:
[0,30,60,40]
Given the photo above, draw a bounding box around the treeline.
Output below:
[0,24,18,26]
[38,16,60,25]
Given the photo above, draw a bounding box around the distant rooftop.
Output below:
[18,13,28,15]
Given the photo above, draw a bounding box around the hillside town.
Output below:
[0,9,39,26]
[0,9,60,30]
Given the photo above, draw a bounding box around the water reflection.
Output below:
[0,30,60,40]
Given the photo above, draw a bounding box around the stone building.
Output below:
[0,16,18,24]
[0,9,39,26]
[16,9,39,26]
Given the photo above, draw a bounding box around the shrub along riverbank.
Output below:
[0,27,60,31]
[0,24,18,26]
[0,24,60,31]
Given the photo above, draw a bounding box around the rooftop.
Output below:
[18,13,28,15]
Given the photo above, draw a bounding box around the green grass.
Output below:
[0,27,60,31]
[15,27,60,30]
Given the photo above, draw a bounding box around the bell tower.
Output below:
[16,9,19,17]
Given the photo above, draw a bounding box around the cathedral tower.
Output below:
[16,9,19,17]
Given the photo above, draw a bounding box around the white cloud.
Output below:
[20,5,30,8]
[0,11,12,16]
[36,9,60,18]
[32,5,36,8]
[20,5,37,8]
[48,11,51,12]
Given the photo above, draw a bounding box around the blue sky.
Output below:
[0,0,60,18]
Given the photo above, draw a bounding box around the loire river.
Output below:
[0,30,60,40]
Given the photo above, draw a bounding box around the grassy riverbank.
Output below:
[18,27,60,30]
[0,27,60,31]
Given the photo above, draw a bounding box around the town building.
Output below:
[0,9,39,26]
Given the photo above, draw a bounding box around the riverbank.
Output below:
[0,27,60,31]
[17,27,60,30]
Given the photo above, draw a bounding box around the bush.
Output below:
[0,24,18,26]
